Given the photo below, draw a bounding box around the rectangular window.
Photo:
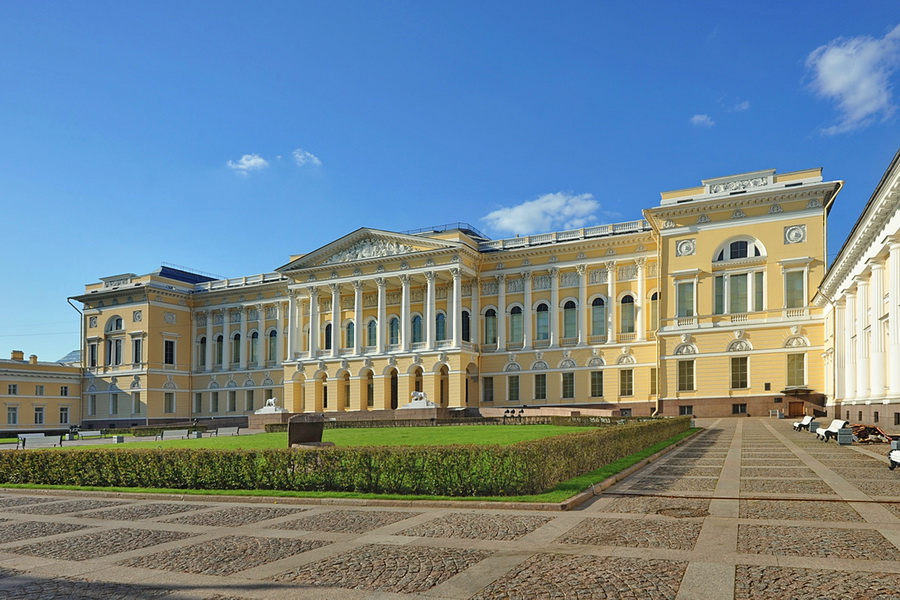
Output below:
[59,406,69,424]
[245,389,255,411]
[265,389,274,404]
[34,406,44,425]
[109,393,118,415]
[88,395,96,416]
[164,392,176,414]
[228,390,237,412]
[7,406,17,424]
[676,282,694,317]
[785,271,805,308]
[590,371,604,397]
[133,338,142,364]
[679,405,693,416]
[787,353,805,387]
[729,273,748,313]
[132,392,142,414]
[35,385,44,396]
[620,369,634,396]
[619,408,632,417]
[483,377,494,402]
[714,276,725,315]
[211,391,219,413]
[754,271,764,311]
[562,372,575,399]
[534,373,547,400]
[113,338,122,365]
[874,411,879,423]
[89,343,98,367]
[193,392,202,413]
[731,356,748,389]
[650,367,658,395]
[508,375,519,402]
[677,360,694,391]
[7,384,17,395]
[60,386,69,397]
[732,403,747,414]
[164,340,175,365]
[895,413,900,426]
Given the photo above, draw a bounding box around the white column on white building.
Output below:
[376,278,387,353]
[576,265,588,345]
[606,261,617,344]
[890,239,900,397]
[549,267,559,347]
[400,275,411,352]
[496,274,506,350]
[239,306,248,369]
[352,281,363,355]
[451,268,462,347]
[276,301,285,363]
[844,290,856,400]
[330,284,340,358]
[855,276,869,400]
[636,258,646,341]
[869,260,886,399]
[308,287,320,359]
[523,272,533,349]
[204,310,213,371]
[834,301,846,402]
[425,272,436,350]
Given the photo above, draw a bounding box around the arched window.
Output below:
[591,298,606,337]
[346,321,355,348]
[484,309,497,344]
[324,324,332,350]
[462,310,471,342]
[268,330,277,361]
[509,306,523,343]
[231,333,241,364]
[563,300,577,338]
[198,337,207,367]
[650,292,659,330]
[412,315,423,343]
[367,319,377,346]
[215,335,224,365]
[249,331,259,363]
[389,317,400,345]
[536,303,550,340]
[436,313,446,341]
[715,238,763,261]
[620,295,635,333]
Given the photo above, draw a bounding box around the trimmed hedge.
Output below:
[263,415,659,433]
[0,418,689,496]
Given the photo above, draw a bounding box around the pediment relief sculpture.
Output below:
[319,238,417,265]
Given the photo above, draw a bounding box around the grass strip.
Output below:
[0,428,698,503]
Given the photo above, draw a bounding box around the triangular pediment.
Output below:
[276,228,461,272]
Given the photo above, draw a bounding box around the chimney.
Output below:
[29,355,38,365]
[10,350,24,361]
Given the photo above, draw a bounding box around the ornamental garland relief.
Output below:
[319,238,416,265]
[784,225,806,244]
[675,239,696,257]
[709,176,768,194]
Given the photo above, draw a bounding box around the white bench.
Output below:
[155,429,191,441]
[78,430,104,441]
[889,449,900,471]
[17,433,62,449]
[213,426,241,436]
[815,419,850,441]
[793,416,815,431]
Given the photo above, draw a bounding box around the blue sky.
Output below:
[1,2,899,361]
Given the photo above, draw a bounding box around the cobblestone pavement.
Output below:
[1,417,900,599]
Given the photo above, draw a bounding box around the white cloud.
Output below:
[226,153,269,174]
[293,148,322,167]
[481,192,600,236]
[806,24,900,134]
[732,100,750,112]
[690,114,715,127]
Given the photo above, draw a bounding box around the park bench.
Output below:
[815,419,850,442]
[212,426,241,436]
[17,433,62,449]
[793,416,815,431]
[155,429,190,441]
[78,430,104,441]
[889,449,900,471]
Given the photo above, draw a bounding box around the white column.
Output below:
[844,290,856,400]
[191,311,199,372]
[239,306,248,369]
[276,302,284,363]
[296,291,305,358]
[353,281,363,355]
[471,278,480,346]
[636,258,646,341]
[204,311,213,371]
[376,278,387,353]
[890,240,900,396]
[222,307,231,368]
[287,291,296,360]
[834,301,845,402]
[425,272,436,350]
[400,275,411,352]
[549,267,559,347]
[855,276,869,400]
[496,274,506,350]
[308,287,320,359]
[451,268,462,347]
[576,265,587,345]
[256,303,265,363]
[606,261,617,344]
[523,272,533,349]
[870,261,886,399]
[330,284,340,358]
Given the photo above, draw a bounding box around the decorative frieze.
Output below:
[533,275,551,290]
[507,278,524,293]
[709,176,768,194]
[319,238,415,265]
[560,272,579,287]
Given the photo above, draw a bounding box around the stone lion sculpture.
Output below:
[410,391,427,402]
[265,397,277,408]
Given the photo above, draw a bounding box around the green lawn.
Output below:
[69,424,596,451]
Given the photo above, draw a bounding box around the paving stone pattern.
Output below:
[737,524,892,560]
[270,509,421,534]
[0,577,174,600]
[0,497,57,509]
[0,521,91,543]
[739,479,835,494]
[398,513,552,541]
[734,565,900,600]
[162,506,306,527]
[740,467,817,478]
[556,517,702,550]
[273,543,492,593]
[120,535,331,576]
[76,502,213,521]
[739,500,864,522]
[7,528,196,561]
[4,499,131,515]
[630,476,718,491]
[600,495,711,515]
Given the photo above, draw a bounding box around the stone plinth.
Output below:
[288,413,326,446]
[248,411,294,431]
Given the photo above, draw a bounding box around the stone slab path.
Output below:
[1,417,900,599]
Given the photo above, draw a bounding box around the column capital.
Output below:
[575,264,587,276]
[605,260,617,271]
[307,286,320,298]
[424,271,436,281]
[398,274,411,284]
[548,267,559,278]
[868,257,886,271]
[635,257,647,268]
[351,280,364,290]
[450,268,461,279]
[521,271,533,280]
[328,283,341,293]
[375,277,387,288]
[495,273,506,283]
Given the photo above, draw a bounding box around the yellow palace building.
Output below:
[54,165,840,431]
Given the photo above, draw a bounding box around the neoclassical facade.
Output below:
[43,166,842,431]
